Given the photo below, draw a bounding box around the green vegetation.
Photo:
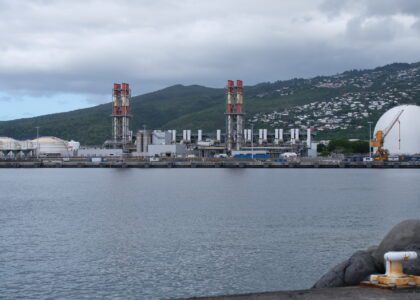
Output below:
[318,139,369,156]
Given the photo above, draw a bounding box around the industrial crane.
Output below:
[370,109,404,161]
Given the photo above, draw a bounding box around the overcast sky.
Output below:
[1,0,420,120]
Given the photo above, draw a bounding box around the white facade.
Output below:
[147,144,187,157]
[152,130,172,145]
[374,105,420,155]
[78,148,123,157]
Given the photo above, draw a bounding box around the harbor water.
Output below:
[1,169,420,299]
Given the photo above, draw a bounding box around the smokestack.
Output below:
[235,80,244,150]
[227,80,234,113]
[108,82,132,149]
[236,80,243,113]
[226,80,234,152]
[306,128,312,148]
[187,130,191,142]
[172,130,176,143]
[113,83,121,115]
[198,130,202,142]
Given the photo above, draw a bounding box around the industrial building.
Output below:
[134,129,187,157]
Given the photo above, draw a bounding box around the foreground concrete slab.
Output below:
[180,286,420,300]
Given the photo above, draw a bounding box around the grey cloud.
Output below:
[346,16,403,42]
[320,0,420,17]
[0,0,419,107]
[0,95,12,102]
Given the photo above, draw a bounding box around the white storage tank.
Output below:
[374,105,420,155]
[32,136,70,157]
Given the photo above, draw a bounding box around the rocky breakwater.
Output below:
[313,219,420,288]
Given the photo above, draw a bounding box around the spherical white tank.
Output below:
[32,136,70,157]
[373,105,420,155]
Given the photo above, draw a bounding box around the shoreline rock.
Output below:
[313,219,420,289]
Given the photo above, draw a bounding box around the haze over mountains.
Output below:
[0,62,419,145]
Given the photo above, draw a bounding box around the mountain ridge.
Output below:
[1,61,419,145]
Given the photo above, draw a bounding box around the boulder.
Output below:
[372,219,420,273]
[312,251,377,288]
[313,219,420,288]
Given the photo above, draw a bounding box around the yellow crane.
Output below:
[370,109,404,161]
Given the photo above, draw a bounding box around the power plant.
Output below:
[2,82,420,166]
[99,81,315,159]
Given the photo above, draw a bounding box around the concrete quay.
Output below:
[181,286,420,300]
[0,160,419,168]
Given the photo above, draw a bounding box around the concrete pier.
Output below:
[0,160,419,168]
[181,286,420,300]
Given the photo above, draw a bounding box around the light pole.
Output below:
[35,126,40,159]
[251,124,254,159]
[368,121,372,158]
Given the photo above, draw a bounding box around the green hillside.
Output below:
[0,62,419,145]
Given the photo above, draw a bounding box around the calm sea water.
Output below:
[1,169,420,299]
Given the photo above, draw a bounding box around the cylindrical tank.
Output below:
[374,105,420,155]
